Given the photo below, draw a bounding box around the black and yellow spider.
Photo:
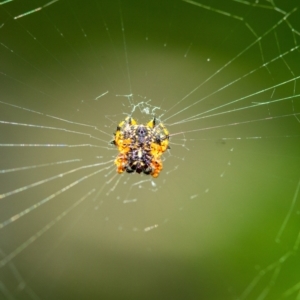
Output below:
[111,116,170,178]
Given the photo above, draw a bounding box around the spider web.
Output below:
[1,0,300,299]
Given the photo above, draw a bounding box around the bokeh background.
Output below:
[1,0,300,299]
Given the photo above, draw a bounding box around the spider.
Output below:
[111,116,170,178]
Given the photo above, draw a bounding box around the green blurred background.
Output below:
[1,0,300,299]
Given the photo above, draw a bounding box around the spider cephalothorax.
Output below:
[111,116,170,178]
